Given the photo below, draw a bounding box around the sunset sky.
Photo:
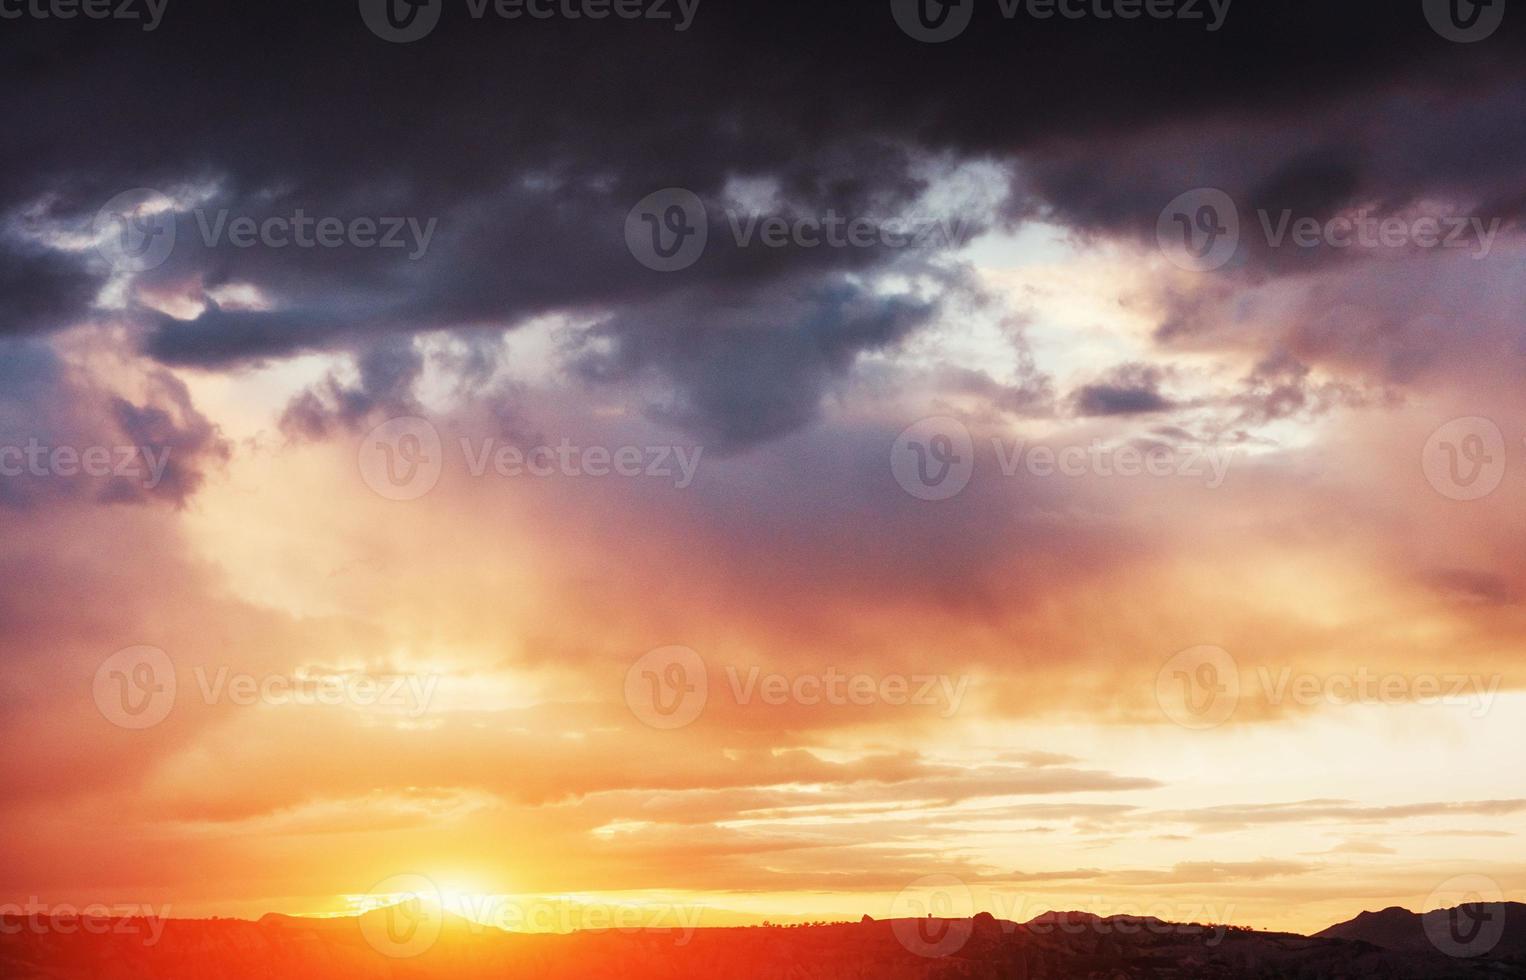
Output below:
[1,0,1524,941]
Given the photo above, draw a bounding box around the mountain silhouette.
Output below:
[3,902,1523,978]
[1317,901,1526,959]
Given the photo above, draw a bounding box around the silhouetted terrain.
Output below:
[3,903,1523,979]
[1316,902,1526,961]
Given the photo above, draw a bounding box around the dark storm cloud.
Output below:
[0,339,228,509]
[0,243,99,338]
[1,1,1523,445]
[1071,363,1175,417]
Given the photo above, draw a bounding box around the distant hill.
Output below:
[1317,902,1526,960]
[2,903,1521,978]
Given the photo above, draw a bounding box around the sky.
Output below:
[1,0,1524,941]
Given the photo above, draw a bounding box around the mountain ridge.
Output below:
[3,900,1521,978]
